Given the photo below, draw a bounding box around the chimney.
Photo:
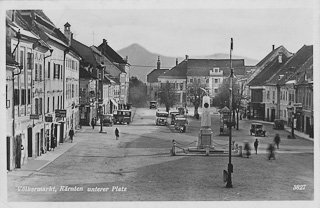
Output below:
[71,33,73,40]
[64,22,71,46]
[278,52,283,63]
[176,58,178,66]
[185,55,189,60]
[102,39,107,51]
[123,56,128,63]
[272,45,275,51]
[157,56,161,69]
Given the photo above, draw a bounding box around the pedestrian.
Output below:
[69,128,74,143]
[267,143,276,160]
[91,118,95,129]
[51,136,56,151]
[274,133,281,149]
[243,142,251,158]
[115,128,119,140]
[254,139,259,154]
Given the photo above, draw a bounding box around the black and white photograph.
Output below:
[1,0,319,207]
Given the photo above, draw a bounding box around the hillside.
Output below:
[117,43,258,83]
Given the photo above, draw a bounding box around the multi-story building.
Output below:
[247,45,292,120]
[158,56,246,106]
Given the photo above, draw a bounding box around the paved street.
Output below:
[7,108,314,201]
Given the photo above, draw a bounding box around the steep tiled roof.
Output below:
[97,41,127,64]
[159,60,188,78]
[247,55,290,86]
[147,68,169,83]
[288,56,313,85]
[186,59,245,76]
[159,59,245,79]
[79,66,97,79]
[71,39,99,67]
[265,45,313,86]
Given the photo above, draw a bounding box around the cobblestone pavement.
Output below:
[5,108,318,208]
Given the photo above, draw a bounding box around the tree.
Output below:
[213,78,249,129]
[157,81,178,112]
[129,76,147,107]
[187,81,207,116]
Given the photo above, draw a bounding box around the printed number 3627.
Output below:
[293,185,306,190]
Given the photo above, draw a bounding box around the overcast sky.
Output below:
[3,0,316,61]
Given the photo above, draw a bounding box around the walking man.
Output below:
[69,128,74,143]
[274,133,281,149]
[51,135,56,151]
[254,138,259,154]
[115,128,119,140]
[91,118,95,129]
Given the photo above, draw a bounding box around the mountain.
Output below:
[117,43,259,83]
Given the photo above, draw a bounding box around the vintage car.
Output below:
[102,114,114,126]
[250,123,266,137]
[149,101,158,109]
[156,117,168,126]
[114,110,132,124]
[174,117,188,132]
[170,111,180,125]
[156,111,169,118]
[273,119,284,130]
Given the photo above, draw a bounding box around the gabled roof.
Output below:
[159,58,245,79]
[265,45,313,86]
[79,66,97,79]
[97,40,127,64]
[159,60,188,78]
[147,68,169,83]
[247,54,290,86]
[71,39,99,67]
[287,56,313,85]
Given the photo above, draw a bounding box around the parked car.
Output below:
[102,114,114,126]
[170,111,180,125]
[273,119,284,130]
[174,117,188,133]
[156,117,168,126]
[150,101,157,109]
[250,123,266,137]
[114,110,132,124]
[156,111,169,117]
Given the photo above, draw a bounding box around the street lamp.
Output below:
[226,38,234,188]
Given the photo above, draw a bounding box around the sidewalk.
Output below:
[7,141,77,177]
[249,119,313,142]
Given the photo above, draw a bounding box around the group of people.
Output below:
[243,133,281,160]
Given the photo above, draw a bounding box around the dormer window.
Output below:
[214,68,219,73]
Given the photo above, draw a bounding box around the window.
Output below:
[60,65,63,79]
[21,89,26,105]
[214,68,219,73]
[267,91,270,99]
[54,64,59,79]
[27,52,33,70]
[198,79,200,83]
[190,79,193,83]
[35,64,38,81]
[272,91,275,100]
[180,83,183,90]
[39,64,42,81]
[206,79,209,84]
[47,97,49,113]
[39,98,42,114]
[57,96,59,109]
[27,89,31,104]
[20,50,24,69]
[214,89,218,93]
[60,96,63,108]
[35,98,38,114]
[48,62,50,78]
[284,110,286,118]
[14,89,19,105]
[53,97,55,111]
[215,79,219,83]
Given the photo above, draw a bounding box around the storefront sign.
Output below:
[55,109,66,118]
[45,116,53,122]
[30,114,40,119]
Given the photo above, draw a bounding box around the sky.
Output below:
[2,0,317,61]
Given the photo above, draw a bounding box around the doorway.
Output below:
[27,127,32,157]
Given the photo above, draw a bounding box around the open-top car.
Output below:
[273,119,284,130]
[156,111,169,118]
[156,117,168,126]
[174,117,188,133]
[250,123,266,137]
